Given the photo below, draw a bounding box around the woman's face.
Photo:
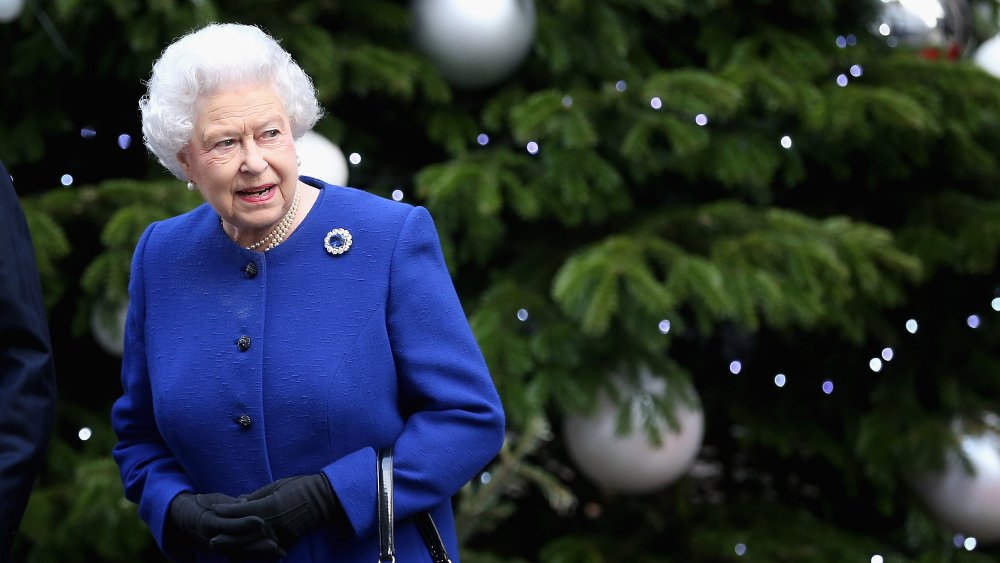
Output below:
[177,83,298,244]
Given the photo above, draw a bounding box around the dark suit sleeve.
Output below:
[0,160,58,559]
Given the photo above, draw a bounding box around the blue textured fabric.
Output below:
[111,177,506,562]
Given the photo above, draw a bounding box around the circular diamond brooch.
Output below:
[324,228,353,256]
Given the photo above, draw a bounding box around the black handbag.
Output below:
[377,447,452,563]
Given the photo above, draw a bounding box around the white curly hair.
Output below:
[139,22,323,181]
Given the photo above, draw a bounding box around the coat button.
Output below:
[236,414,252,430]
[243,262,258,279]
[236,335,251,352]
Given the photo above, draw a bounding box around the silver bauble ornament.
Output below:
[563,369,704,495]
[295,130,349,187]
[0,0,24,23]
[411,0,536,89]
[873,0,973,60]
[973,34,1000,78]
[914,415,1000,544]
[91,298,128,357]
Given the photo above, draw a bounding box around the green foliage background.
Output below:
[4,0,1000,561]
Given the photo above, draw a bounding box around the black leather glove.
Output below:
[169,492,286,559]
[213,474,342,548]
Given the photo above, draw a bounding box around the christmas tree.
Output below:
[4,0,1000,561]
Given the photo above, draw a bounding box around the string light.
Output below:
[391,189,404,201]
[348,152,361,165]
[774,373,786,387]
[734,543,747,556]
[780,136,793,149]
[881,347,894,361]
[967,315,981,329]
[516,308,529,321]
[836,74,849,87]
[80,127,96,139]
[477,133,490,146]
[60,174,73,186]
[836,33,859,48]
[695,113,708,126]
[78,427,92,441]
[562,95,573,108]
[658,319,671,334]
[850,64,864,77]
[526,141,539,155]
[615,80,627,92]
[117,133,132,149]
[650,97,662,110]
[905,319,919,334]
[729,360,742,375]
[822,380,834,394]
[869,358,883,372]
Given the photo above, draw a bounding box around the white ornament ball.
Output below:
[0,0,24,23]
[873,0,973,59]
[973,34,1000,79]
[874,0,973,59]
[563,370,705,494]
[411,0,536,89]
[91,298,128,357]
[295,130,349,187]
[915,416,1000,544]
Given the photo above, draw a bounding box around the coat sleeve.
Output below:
[322,205,506,537]
[110,222,195,560]
[0,163,57,559]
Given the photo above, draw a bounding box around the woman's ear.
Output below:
[176,149,192,180]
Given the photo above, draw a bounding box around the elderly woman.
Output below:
[111,22,505,563]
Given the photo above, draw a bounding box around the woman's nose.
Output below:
[240,142,268,174]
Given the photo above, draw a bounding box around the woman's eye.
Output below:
[215,139,235,148]
[263,129,280,139]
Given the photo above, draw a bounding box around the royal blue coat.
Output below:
[111,177,506,562]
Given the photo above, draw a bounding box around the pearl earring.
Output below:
[186,181,196,191]
[296,156,302,167]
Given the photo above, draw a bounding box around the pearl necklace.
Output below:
[239,184,301,251]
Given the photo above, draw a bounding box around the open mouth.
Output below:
[237,185,277,203]
[241,186,273,196]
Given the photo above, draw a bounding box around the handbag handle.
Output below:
[377,447,452,563]
[377,447,395,562]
